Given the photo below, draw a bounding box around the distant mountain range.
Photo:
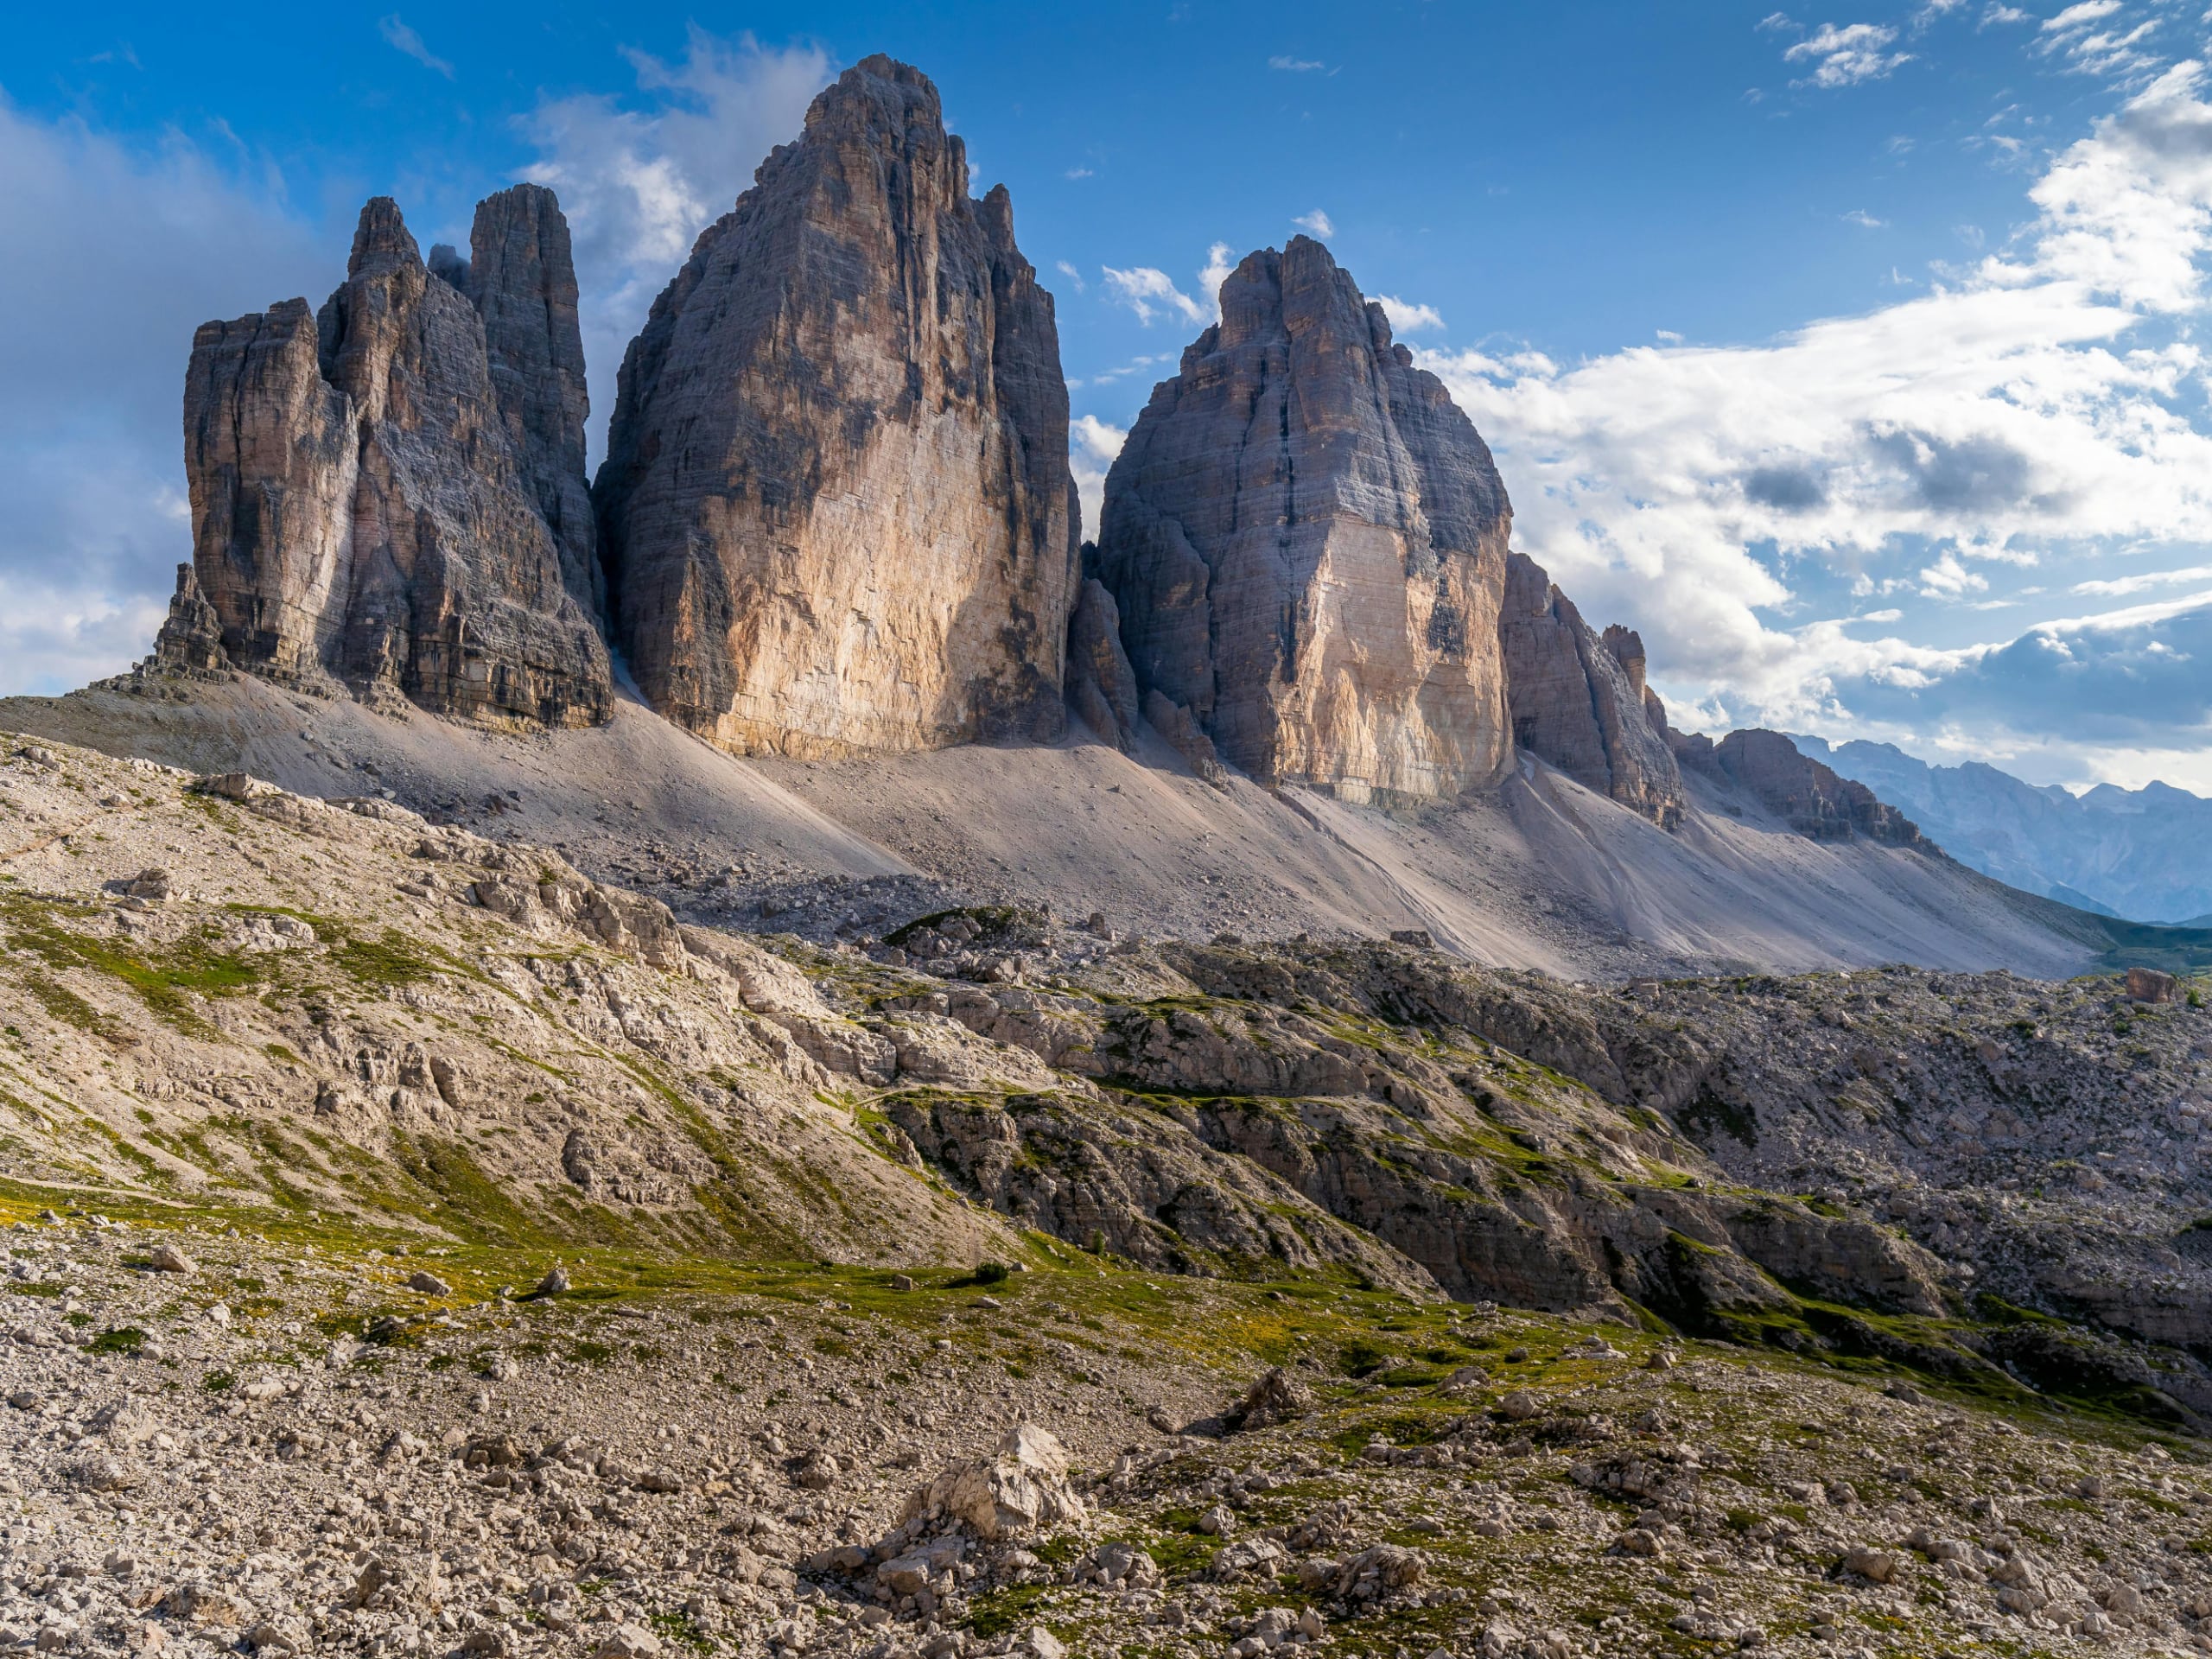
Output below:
[1791,734,2212,925]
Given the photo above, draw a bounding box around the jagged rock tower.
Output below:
[161,188,612,726]
[1090,238,1515,804]
[1089,235,1685,823]
[594,55,1080,760]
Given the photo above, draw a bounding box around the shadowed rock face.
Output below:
[173,189,610,727]
[594,54,1079,760]
[1498,552,1685,828]
[465,186,601,623]
[1092,238,1515,805]
[1065,575,1141,752]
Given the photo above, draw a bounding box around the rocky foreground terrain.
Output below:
[6,728,2212,1656]
[12,1203,2212,1659]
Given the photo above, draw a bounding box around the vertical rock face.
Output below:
[1497,552,1685,828]
[174,193,611,727]
[466,185,602,621]
[1092,238,1513,804]
[594,55,1079,760]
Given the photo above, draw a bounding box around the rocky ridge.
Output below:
[1674,728,1928,849]
[594,56,1078,760]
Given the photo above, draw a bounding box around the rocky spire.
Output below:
[1090,237,1514,804]
[175,193,611,727]
[593,54,1079,759]
[467,183,601,620]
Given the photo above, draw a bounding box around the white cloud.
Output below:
[1198,242,1237,313]
[1414,62,2212,766]
[1842,208,1886,227]
[1783,22,1914,87]
[1377,295,1446,334]
[2036,0,2163,81]
[1102,264,1207,327]
[1980,4,2031,23]
[1054,259,1086,293]
[1070,414,1128,542]
[0,93,331,696]
[1268,55,1325,72]
[520,31,831,454]
[2072,562,2212,595]
[1758,13,1799,33]
[1293,208,1335,238]
[1919,550,1989,597]
[1065,167,1093,179]
[378,16,454,79]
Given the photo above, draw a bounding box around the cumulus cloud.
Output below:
[520,31,831,450]
[1069,414,1128,541]
[1783,22,1914,87]
[1294,208,1335,238]
[1103,264,1208,326]
[378,16,454,79]
[1417,61,2212,770]
[1845,594,2212,780]
[1377,295,1445,334]
[0,95,331,696]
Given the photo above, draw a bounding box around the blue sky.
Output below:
[9,1,2212,791]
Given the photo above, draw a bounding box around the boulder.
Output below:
[898,1423,1084,1539]
[2126,967,2178,1004]
[1225,1366,1314,1431]
[595,55,1078,760]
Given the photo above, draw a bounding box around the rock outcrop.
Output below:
[594,55,1079,760]
[1676,728,1928,848]
[1092,237,1514,804]
[173,189,610,727]
[1064,574,1141,752]
[1497,552,1685,828]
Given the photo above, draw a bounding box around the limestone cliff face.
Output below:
[1498,552,1685,828]
[1091,238,1513,804]
[174,191,610,727]
[594,55,1079,760]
